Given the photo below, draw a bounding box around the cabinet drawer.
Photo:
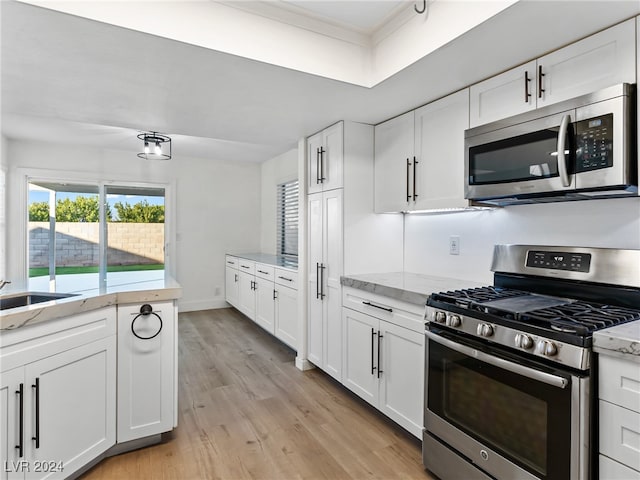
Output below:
[600,400,640,471]
[600,455,640,479]
[600,355,640,413]
[255,264,275,280]
[342,286,425,333]
[225,255,239,269]
[238,259,255,275]
[275,268,298,290]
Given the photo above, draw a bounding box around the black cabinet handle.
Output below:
[319,264,326,299]
[362,301,393,312]
[257,270,269,275]
[371,328,377,375]
[234,273,238,282]
[273,289,277,300]
[413,156,418,201]
[316,263,320,299]
[319,147,326,183]
[538,65,545,99]
[278,276,293,282]
[406,158,411,202]
[377,331,384,378]
[15,383,24,457]
[32,378,40,448]
[316,147,321,184]
[241,265,251,269]
[524,70,531,102]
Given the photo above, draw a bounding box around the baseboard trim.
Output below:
[178,298,229,312]
[295,357,316,371]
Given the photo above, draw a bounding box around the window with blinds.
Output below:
[277,180,299,258]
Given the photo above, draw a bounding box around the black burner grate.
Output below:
[429,286,640,339]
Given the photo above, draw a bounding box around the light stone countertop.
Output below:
[0,277,182,332]
[227,253,298,271]
[341,272,486,306]
[593,320,640,363]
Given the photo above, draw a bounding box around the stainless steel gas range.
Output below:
[422,244,640,480]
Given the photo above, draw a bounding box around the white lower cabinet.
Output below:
[274,284,297,349]
[342,307,424,438]
[225,265,239,308]
[237,271,256,320]
[598,354,640,477]
[0,308,117,480]
[117,301,176,443]
[254,276,276,334]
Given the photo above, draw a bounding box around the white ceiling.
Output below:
[2,1,639,164]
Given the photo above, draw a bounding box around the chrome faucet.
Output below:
[0,280,11,290]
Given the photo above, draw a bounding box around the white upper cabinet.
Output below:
[374,111,414,213]
[374,90,469,212]
[470,18,636,127]
[470,60,537,127]
[307,122,344,194]
[413,89,469,211]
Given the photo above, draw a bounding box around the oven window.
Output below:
[445,360,547,473]
[468,127,574,185]
[428,336,572,480]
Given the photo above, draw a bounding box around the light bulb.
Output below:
[144,141,150,155]
[155,141,162,155]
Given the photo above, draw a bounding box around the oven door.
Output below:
[424,327,589,480]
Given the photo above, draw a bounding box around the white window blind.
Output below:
[277,180,299,258]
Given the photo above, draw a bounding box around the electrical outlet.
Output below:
[449,236,460,255]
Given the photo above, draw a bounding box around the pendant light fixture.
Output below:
[137,132,171,160]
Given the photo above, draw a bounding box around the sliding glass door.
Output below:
[28,180,166,292]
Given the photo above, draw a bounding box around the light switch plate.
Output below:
[450,236,460,255]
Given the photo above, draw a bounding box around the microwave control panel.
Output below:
[575,113,613,172]
[526,250,592,273]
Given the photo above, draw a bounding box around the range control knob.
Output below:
[434,311,447,324]
[476,323,494,337]
[515,333,534,350]
[535,340,558,357]
[446,315,462,328]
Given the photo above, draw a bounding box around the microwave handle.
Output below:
[425,330,569,389]
[557,114,572,188]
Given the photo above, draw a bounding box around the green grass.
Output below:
[29,264,164,278]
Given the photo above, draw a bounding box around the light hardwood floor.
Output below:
[81,308,433,480]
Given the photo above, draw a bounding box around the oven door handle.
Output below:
[425,330,569,389]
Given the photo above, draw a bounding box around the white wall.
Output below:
[260,148,298,255]
[404,198,640,284]
[5,139,262,312]
[0,136,7,280]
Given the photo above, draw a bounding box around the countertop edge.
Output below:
[227,252,298,272]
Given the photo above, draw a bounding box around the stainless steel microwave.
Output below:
[465,84,637,205]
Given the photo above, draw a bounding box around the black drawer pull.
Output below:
[257,270,270,275]
[362,301,393,313]
[278,276,293,282]
[241,265,251,269]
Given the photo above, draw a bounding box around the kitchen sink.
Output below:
[0,292,79,310]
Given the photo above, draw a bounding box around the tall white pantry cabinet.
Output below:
[306,121,404,382]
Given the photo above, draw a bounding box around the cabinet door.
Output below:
[225,265,239,308]
[254,277,275,335]
[307,131,323,195]
[321,122,344,191]
[25,337,116,480]
[342,308,379,407]
[274,285,298,349]
[0,368,24,480]
[469,61,536,127]
[374,111,414,213]
[537,19,635,108]
[237,271,256,320]
[414,89,470,210]
[117,302,175,443]
[378,321,424,438]
[307,192,323,366]
[323,189,343,381]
